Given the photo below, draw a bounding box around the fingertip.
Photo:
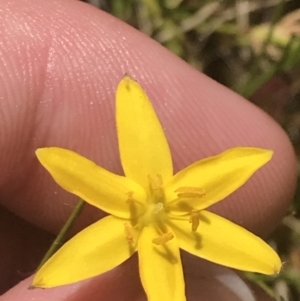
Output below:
[0,0,296,238]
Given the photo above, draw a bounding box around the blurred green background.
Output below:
[82,1,300,300]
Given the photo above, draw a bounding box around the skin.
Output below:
[0,0,297,300]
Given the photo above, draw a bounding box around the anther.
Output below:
[126,191,136,205]
[124,223,134,243]
[148,175,164,201]
[189,210,200,231]
[175,187,206,198]
[148,174,163,187]
[152,232,174,245]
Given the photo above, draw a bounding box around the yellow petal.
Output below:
[36,148,147,219]
[116,76,173,191]
[138,225,186,301]
[165,147,273,213]
[170,211,281,275]
[32,216,137,288]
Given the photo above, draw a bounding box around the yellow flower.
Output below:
[32,76,281,301]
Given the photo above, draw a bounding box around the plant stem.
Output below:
[36,199,85,271]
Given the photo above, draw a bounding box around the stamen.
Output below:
[148,174,163,187]
[189,210,200,231]
[175,187,206,198]
[148,175,164,201]
[124,223,134,243]
[152,232,174,245]
[126,191,136,205]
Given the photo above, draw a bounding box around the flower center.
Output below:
[124,176,206,244]
[124,174,175,245]
[141,175,167,225]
